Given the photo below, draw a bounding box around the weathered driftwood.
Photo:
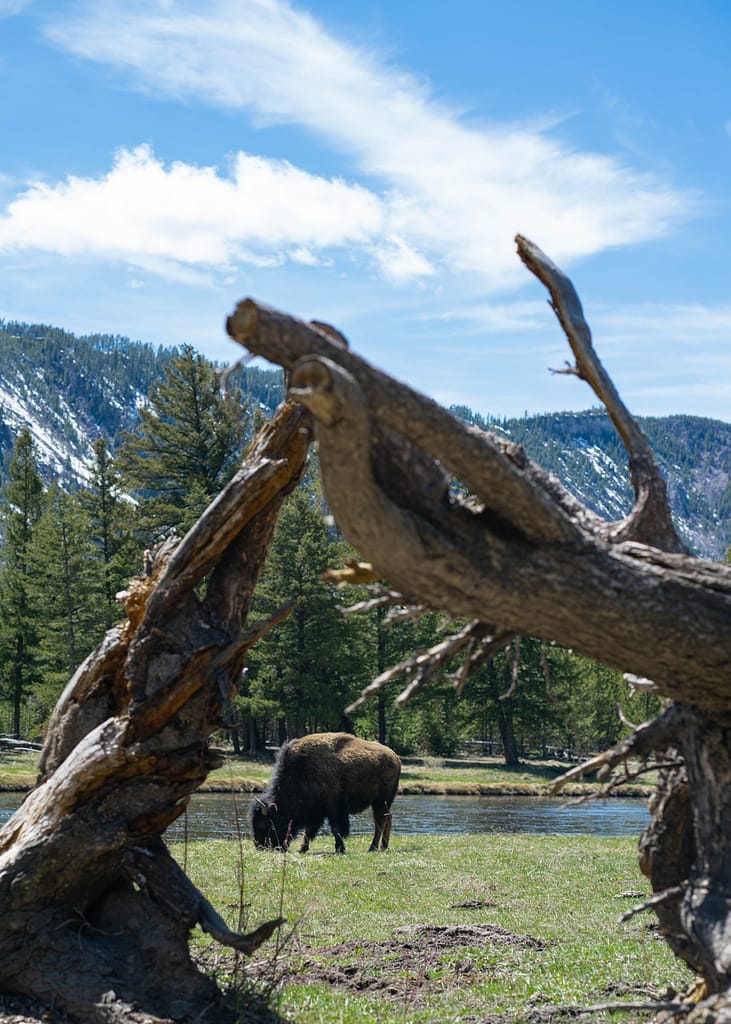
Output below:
[0,401,310,1023]
[227,237,731,1014]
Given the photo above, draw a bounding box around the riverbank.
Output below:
[200,751,653,798]
[0,749,654,798]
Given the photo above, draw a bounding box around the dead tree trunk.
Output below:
[227,238,731,1015]
[0,401,310,1023]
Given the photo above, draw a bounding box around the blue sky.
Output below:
[1,0,729,421]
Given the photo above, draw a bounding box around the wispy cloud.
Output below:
[417,300,549,334]
[0,0,32,16]
[8,0,697,289]
[592,302,731,340]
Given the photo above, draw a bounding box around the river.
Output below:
[0,791,649,841]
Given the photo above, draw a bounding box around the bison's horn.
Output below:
[255,797,268,816]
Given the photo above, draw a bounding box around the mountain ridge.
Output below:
[0,320,728,560]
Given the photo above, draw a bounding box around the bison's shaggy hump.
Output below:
[250,732,401,854]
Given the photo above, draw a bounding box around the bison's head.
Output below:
[250,798,290,850]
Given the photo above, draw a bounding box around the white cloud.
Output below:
[37,0,698,290]
[434,298,731,343]
[0,144,385,278]
[418,300,550,333]
[288,246,330,267]
[371,236,435,283]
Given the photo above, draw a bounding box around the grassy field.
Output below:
[174,832,690,1024]
[0,749,39,789]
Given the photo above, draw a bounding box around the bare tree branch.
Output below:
[551,704,682,793]
[345,620,493,712]
[515,234,686,554]
[619,884,688,924]
[228,305,593,545]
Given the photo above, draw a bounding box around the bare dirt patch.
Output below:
[239,923,677,1022]
[249,921,551,1009]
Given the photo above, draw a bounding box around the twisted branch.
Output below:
[516,235,686,554]
[226,243,731,709]
[551,703,682,794]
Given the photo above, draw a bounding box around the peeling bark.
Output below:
[0,402,310,1023]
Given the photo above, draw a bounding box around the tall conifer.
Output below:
[115,345,248,540]
[0,429,45,737]
[81,437,139,628]
[26,486,101,719]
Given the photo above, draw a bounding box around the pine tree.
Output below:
[26,486,102,722]
[0,429,45,737]
[114,345,248,541]
[243,487,366,742]
[80,437,140,629]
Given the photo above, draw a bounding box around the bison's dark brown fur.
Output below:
[249,732,401,854]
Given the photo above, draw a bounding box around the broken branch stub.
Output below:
[515,234,686,554]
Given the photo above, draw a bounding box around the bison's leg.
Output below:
[298,814,325,853]
[380,807,393,850]
[328,801,350,854]
[370,799,393,851]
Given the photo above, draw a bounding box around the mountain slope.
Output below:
[0,321,727,560]
[451,405,731,560]
[0,320,173,484]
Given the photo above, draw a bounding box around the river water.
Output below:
[0,791,650,841]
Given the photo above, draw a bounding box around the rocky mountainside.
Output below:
[0,320,283,485]
[0,320,727,559]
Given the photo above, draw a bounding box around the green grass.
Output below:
[2,750,677,1020]
[173,832,690,1024]
[0,750,39,789]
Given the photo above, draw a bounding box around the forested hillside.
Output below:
[0,320,175,485]
[0,319,725,558]
[0,319,727,557]
[0,320,287,484]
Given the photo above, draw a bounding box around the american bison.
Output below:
[249,732,401,854]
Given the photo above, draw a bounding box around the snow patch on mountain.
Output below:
[0,379,92,481]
